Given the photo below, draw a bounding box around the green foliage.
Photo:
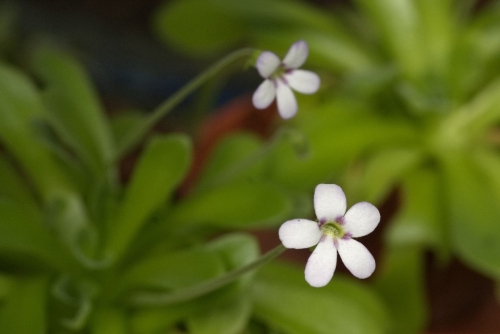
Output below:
[153,0,246,56]
[253,262,390,334]
[107,134,192,258]
[0,276,49,333]
[167,181,292,228]
[2,0,500,332]
[0,47,295,332]
[150,0,500,332]
[32,48,114,176]
[375,247,427,334]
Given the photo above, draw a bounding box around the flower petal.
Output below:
[252,79,276,110]
[285,70,320,94]
[276,80,297,119]
[314,184,346,222]
[279,219,322,249]
[305,236,337,287]
[256,51,280,78]
[283,40,309,69]
[337,238,375,279]
[343,202,380,237]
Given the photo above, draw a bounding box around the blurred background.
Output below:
[0,0,500,334]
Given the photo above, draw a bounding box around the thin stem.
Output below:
[127,244,285,307]
[115,48,255,159]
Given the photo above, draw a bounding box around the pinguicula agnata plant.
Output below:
[0,20,389,332]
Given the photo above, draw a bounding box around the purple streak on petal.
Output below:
[342,232,352,240]
[335,216,345,225]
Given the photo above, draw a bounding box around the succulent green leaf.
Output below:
[0,63,75,198]
[0,276,49,333]
[167,181,292,228]
[441,151,500,278]
[253,262,390,334]
[0,198,75,272]
[153,0,246,56]
[110,110,147,151]
[91,307,129,334]
[360,148,423,203]
[387,167,448,257]
[195,133,264,193]
[271,100,417,190]
[187,296,252,334]
[375,246,427,334]
[0,154,40,217]
[107,134,192,258]
[32,48,114,174]
[355,0,425,81]
[207,233,260,288]
[118,247,225,293]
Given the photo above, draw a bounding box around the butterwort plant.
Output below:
[0,33,391,333]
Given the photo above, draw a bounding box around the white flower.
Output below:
[252,40,320,119]
[279,184,380,287]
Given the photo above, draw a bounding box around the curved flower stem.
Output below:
[115,48,256,160]
[127,244,285,307]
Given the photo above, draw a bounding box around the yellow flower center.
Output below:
[321,222,345,238]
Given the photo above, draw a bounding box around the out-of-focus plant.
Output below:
[155,0,500,332]
[0,22,389,334]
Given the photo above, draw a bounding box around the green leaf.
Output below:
[217,0,376,72]
[110,110,147,151]
[253,262,390,334]
[131,306,191,334]
[206,233,260,288]
[360,148,423,203]
[0,63,75,198]
[473,149,500,201]
[415,0,453,79]
[0,276,49,333]
[0,274,14,301]
[91,307,128,334]
[214,0,346,35]
[130,285,243,334]
[375,246,427,334]
[32,48,114,174]
[270,100,417,191]
[0,154,40,216]
[167,181,292,229]
[0,198,75,272]
[107,134,192,258]
[443,77,500,141]
[186,296,252,334]
[117,247,225,293]
[440,151,500,278]
[195,133,264,193]
[0,65,99,268]
[207,233,260,270]
[387,167,448,256]
[153,0,246,56]
[355,0,425,81]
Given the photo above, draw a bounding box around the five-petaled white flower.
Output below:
[252,40,320,119]
[279,184,380,287]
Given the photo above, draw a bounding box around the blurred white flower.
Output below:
[279,184,380,287]
[252,40,320,119]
